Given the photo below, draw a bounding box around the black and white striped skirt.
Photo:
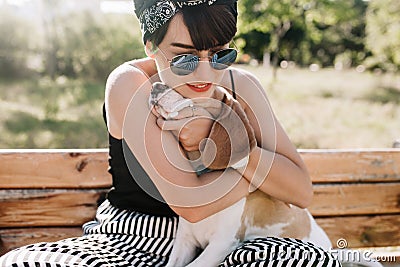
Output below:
[0,200,340,267]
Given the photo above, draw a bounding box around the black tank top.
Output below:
[103,69,236,217]
[103,105,177,217]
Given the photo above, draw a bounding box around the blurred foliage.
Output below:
[52,11,144,80]
[0,7,37,79]
[1,0,399,78]
[0,0,145,81]
[366,0,400,72]
[238,0,307,72]
[306,0,368,67]
[237,0,369,70]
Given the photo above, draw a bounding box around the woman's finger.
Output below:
[170,106,195,119]
[157,116,193,131]
[151,107,160,117]
[181,143,200,152]
[192,98,221,109]
[171,106,213,120]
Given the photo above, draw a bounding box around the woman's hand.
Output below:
[156,108,213,152]
[178,117,213,151]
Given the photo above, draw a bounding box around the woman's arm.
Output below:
[105,60,250,222]
[228,69,313,208]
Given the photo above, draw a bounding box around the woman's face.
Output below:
[153,13,230,99]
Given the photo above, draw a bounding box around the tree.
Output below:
[306,0,368,68]
[38,0,145,80]
[41,0,62,80]
[237,0,368,72]
[238,0,308,78]
[0,6,35,78]
[366,0,400,72]
[56,11,145,80]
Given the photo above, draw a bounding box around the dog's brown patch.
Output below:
[236,191,311,241]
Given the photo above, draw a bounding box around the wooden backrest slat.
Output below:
[1,149,399,188]
[0,189,106,228]
[0,228,84,255]
[310,183,400,216]
[0,150,111,189]
[316,214,400,248]
[1,183,398,228]
[300,149,400,183]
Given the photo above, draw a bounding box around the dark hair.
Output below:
[148,5,237,50]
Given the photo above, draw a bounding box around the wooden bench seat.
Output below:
[1,148,399,264]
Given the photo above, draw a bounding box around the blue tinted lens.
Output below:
[211,49,237,70]
[169,49,237,75]
[170,54,199,76]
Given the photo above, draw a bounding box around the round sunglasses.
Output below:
[158,48,238,76]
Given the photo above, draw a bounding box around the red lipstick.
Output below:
[186,83,212,93]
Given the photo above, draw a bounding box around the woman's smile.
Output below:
[186,82,213,92]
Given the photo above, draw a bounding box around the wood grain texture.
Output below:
[300,149,400,183]
[1,149,399,188]
[310,183,400,216]
[0,184,398,227]
[0,189,107,228]
[316,214,400,248]
[0,227,82,256]
[0,149,111,189]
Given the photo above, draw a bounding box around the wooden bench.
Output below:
[1,148,399,264]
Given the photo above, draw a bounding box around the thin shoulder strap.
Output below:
[229,69,236,99]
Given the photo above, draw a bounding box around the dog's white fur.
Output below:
[166,190,332,267]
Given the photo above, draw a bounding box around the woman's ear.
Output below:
[145,41,157,58]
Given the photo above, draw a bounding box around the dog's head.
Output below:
[150,82,172,106]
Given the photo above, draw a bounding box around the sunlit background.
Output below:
[0,0,399,149]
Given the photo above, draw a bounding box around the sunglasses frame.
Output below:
[157,46,238,76]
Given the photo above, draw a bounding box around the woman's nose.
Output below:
[197,50,209,61]
[194,60,211,78]
[193,51,212,77]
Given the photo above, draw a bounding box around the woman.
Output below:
[0,1,340,266]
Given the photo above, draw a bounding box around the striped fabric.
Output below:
[0,200,340,267]
[0,200,178,267]
[219,237,341,267]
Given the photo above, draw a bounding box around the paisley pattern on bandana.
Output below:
[175,0,217,8]
[139,0,177,35]
[137,0,237,43]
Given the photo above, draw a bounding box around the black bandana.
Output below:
[134,0,237,44]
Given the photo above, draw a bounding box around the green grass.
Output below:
[0,67,399,149]
[0,77,107,148]
[236,66,400,149]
